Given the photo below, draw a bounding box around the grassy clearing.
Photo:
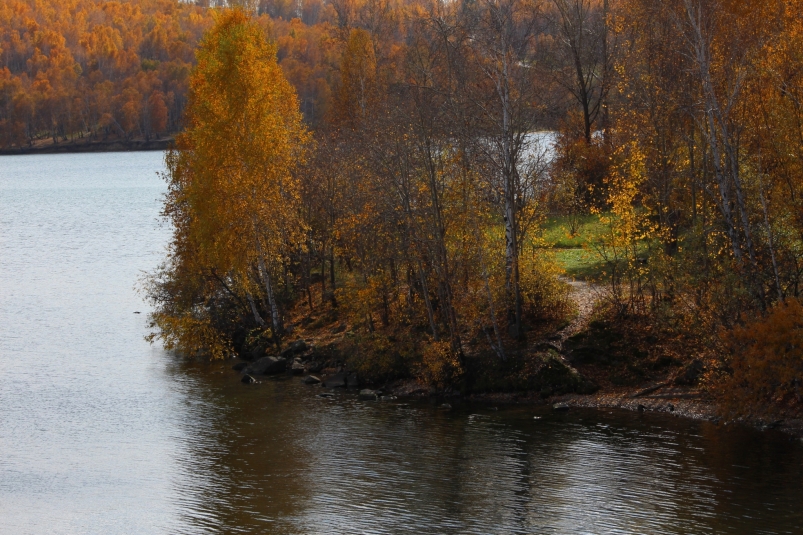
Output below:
[534,214,608,281]
[539,214,609,248]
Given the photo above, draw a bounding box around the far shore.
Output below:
[0,137,174,156]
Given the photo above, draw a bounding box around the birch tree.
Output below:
[457,0,549,339]
[160,8,309,348]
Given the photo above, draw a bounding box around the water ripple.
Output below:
[2,153,802,534]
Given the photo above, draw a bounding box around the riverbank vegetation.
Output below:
[131,0,803,421]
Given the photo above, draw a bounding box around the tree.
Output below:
[154,8,308,354]
[550,0,610,144]
[457,0,551,340]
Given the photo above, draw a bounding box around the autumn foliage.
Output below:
[722,300,803,418]
[108,0,803,414]
[147,8,308,357]
[0,0,337,147]
[0,0,215,146]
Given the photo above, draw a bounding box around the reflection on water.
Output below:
[165,365,803,535]
[1,152,802,534]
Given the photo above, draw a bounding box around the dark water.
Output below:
[1,153,802,534]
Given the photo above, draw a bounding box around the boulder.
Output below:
[306,361,324,374]
[322,371,347,388]
[291,360,305,375]
[299,346,316,361]
[552,402,570,411]
[241,374,257,384]
[232,362,248,372]
[359,389,379,401]
[247,356,287,375]
[303,375,321,385]
[535,342,562,353]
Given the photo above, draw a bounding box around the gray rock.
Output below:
[291,361,305,375]
[299,346,316,361]
[359,389,379,401]
[552,402,570,411]
[232,362,248,372]
[528,351,598,396]
[248,356,287,375]
[322,371,347,388]
[303,375,321,385]
[241,374,257,384]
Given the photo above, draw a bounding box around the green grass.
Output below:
[552,248,607,280]
[539,214,609,248]
[534,213,610,281]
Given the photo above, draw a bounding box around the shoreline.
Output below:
[382,377,803,439]
[231,276,803,441]
[232,354,803,440]
[0,137,174,156]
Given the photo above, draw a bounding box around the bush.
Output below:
[721,299,803,417]
[519,251,574,321]
[344,332,413,383]
[418,340,463,389]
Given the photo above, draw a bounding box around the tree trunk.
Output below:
[417,260,439,341]
[321,248,326,306]
[247,292,266,326]
[255,239,282,343]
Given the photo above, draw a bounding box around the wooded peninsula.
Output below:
[5,0,802,424]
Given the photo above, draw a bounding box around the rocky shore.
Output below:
[223,275,803,440]
[227,337,803,440]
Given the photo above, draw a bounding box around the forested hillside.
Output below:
[0,0,205,146]
[0,0,335,147]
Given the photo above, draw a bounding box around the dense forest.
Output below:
[0,0,333,146]
[7,0,800,419]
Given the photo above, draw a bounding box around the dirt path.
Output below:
[557,277,603,343]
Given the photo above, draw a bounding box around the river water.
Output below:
[1,152,802,534]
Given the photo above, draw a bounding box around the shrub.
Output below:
[721,299,803,417]
[519,250,574,321]
[344,332,413,383]
[419,340,463,389]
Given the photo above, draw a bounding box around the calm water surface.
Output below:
[1,152,802,534]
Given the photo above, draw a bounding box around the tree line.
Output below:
[140,0,802,416]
